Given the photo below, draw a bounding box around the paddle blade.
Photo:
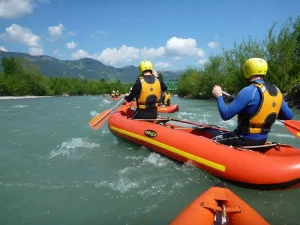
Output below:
[88,110,111,130]
[281,120,300,138]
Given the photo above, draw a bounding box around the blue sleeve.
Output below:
[277,101,293,120]
[216,86,255,120]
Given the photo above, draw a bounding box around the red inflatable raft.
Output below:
[123,101,179,113]
[110,97,120,100]
[170,184,269,225]
[108,105,300,190]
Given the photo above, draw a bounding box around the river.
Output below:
[0,96,299,225]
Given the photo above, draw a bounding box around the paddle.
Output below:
[89,98,124,130]
[221,91,300,138]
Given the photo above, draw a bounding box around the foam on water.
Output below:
[142,152,170,167]
[49,138,100,159]
[274,120,284,125]
[89,177,140,194]
[90,110,98,116]
[12,105,28,108]
[118,166,141,175]
[178,112,197,116]
[121,155,144,161]
[269,133,295,139]
[0,181,81,190]
[219,119,236,128]
[198,112,213,118]
[10,129,21,132]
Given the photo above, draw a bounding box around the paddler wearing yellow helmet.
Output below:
[124,60,168,119]
[211,58,293,149]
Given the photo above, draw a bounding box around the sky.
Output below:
[0,0,299,70]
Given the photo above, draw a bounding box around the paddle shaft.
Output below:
[221,91,231,97]
[111,98,125,111]
[89,97,125,130]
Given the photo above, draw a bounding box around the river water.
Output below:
[0,96,299,225]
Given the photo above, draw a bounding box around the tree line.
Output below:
[0,57,132,96]
[177,16,300,99]
[1,16,299,98]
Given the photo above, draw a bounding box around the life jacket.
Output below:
[237,82,283,134]
[137,76,161,109]
[111,93,115,97]
[163,93,171,105]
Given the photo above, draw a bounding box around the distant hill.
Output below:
[0,51,183,83]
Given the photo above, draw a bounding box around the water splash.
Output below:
[89,177,139,194]
[269,133,295,139]
[90,110,98,116]
[49,138,100,159]
[12,105,28,108]
[142,152,170,167]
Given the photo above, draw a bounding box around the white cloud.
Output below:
[72,49,91,59]
[67,31,76,36]
[208,41,218,48]
[165,37,205,57]
[0,24,41,47]
[66,41,77,50]
[48,23,64,38]
[0,24,43,55]
[53,48,60,55]
[70,36,206,66]
[91,30,106,38]
[0,46,8,51]
[29,47,43,55]
[98,45,143,65]
[198,59,207,65]
[139,47,165,59]
[156,62,172,68]
[0,0,34,19]
[173,56,182,60]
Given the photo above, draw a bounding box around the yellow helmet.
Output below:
[243,58,268,79]
[139,60,153,74]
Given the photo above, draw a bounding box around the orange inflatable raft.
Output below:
[108,105,300,190]
[110,97,120,100]
[169,184,269,225]
[123,101,179,113]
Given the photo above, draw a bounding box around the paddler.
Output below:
[124,60,167,119]
[211,58,293,147]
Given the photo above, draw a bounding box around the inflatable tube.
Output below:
[108,105,300,190]
[169,184,269,225]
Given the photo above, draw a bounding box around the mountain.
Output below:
[0,51,183,83]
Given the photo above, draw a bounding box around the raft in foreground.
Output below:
[169,184,269,225]
[108,105,300,190]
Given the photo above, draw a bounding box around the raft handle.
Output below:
[200,202,243,213]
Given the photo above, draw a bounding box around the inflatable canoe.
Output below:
[169,184,269,225]
[123,101,179,113]
[108,105,300,190]
[110,97,120,100]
